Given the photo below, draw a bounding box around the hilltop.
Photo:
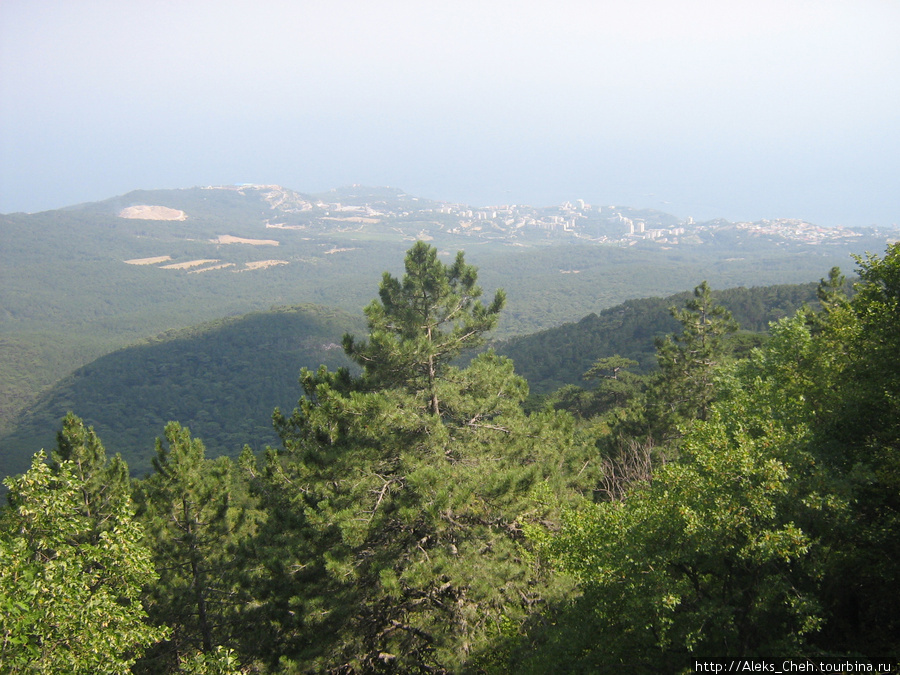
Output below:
[46,183,897,255]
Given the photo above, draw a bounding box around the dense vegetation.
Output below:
[0,306,365,479]
[2,185,878,447]
[0,280,825,481]
[2,242,899,672]
[495,280,827,394]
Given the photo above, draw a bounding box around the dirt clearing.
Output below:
[125,255,172,265]
[238,260,290,271]
[119,206,187,220]
[212,235,279,246]
[161,259,220,270]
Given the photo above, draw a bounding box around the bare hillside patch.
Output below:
[239,260,290,271]
[161,259,220,270]
[118,205,187,220]
[212,235,279,246]
[189,263,235,273]
[125,255,172,265]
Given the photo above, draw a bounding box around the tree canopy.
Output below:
[343,241,505,416]
[0,451,167,673]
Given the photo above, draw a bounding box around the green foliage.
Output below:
[538,356,647,421]
[496,281,820,396]
[52,412,132,528]
[344,241,506,415]
[694,249,900,659]
[178,646,245,675]
[0,278,826,482]
[653,281,739,426]
[6,225,900,671]
[240,244,597,672]
[587,283,741,460]
[0,450,167,673]
[3,185,869,476]
[787,245,900,657]
[134,422,259,673]
[518,244,900,667]
[523,386,835,670]
[583,356,645,414]
[1,305,364,478]
[254,357,592,672]
[847,245,900,446]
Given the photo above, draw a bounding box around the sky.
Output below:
[1,0,898,226]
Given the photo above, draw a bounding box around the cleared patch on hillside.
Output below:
[239,260,290,271]
[161,259,220,270]
[212,235,279,246]
[118,205,187,220]
[266,222,306,230]
[189,263,235,273]
[125,255,172,265]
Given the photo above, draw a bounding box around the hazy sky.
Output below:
[1,1,898,225]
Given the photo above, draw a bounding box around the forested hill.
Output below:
[3,281,820,481]
[494,281,825,393]
[4,241,898,671]
[0,305,365,480]
[4,183,889,447]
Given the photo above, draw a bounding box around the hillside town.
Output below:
[217,184,890,248]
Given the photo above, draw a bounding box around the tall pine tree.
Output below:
[135,422,257,673]
[343,240,505,416]
[244,243,596,672]
[653,280,738,429]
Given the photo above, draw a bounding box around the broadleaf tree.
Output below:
[519,245,900,667]
[0,450,167,673]
[521,378,835,671]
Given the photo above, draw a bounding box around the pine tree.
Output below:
[343,241,505,416]
[582,355,644,412]
[654,281,738,427]
[135,422,256,672]
[246,243,594,672]
[51,412,131,534]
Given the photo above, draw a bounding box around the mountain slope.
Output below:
[2,184,891,445]
[494,282,824,393]
[2,282,826,480]
[0,305,365,479]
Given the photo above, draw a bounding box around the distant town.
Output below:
[207,184,894,249]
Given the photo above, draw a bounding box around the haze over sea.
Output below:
[1,1,898,228]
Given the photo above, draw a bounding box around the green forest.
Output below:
[2,183,877,449]
[0,278,826,481]
[2,241,899,673]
